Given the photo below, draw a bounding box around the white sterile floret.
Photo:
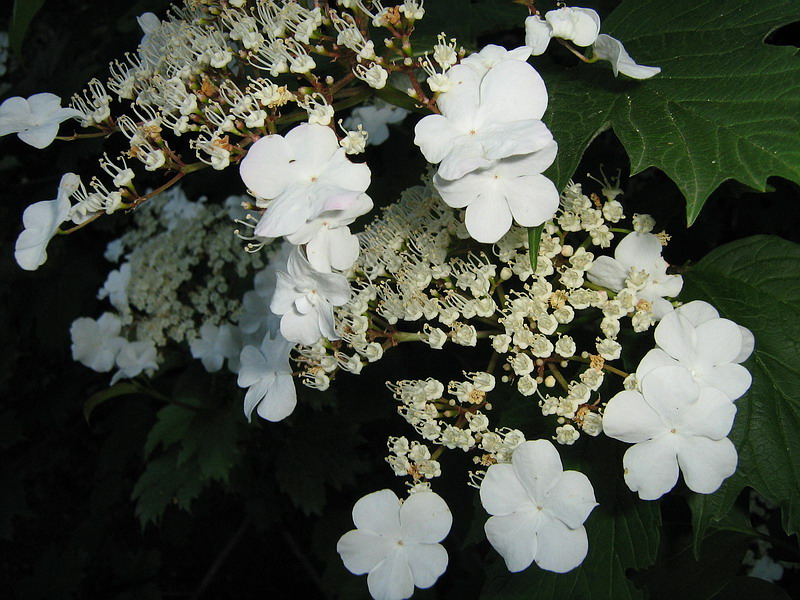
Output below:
[414,48,554,181]
[592,34,662,79]
[337,489,452,600]
[15,173,80,271]
[603,366,738,500]
[111,339,158,384]
[237,332,296,422]
[239,123,371,239]
[190,322,240,373]
[70,313,127,373]
[587,232,682,319]
[637,300,754,401]
[0,93,83,148]
[433,147,559,244]
[524,7,600,55]
[480,439,597,573]
[344,104,408,146]
[270,247,351,345]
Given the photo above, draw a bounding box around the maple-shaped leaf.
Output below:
[540,0,800,223]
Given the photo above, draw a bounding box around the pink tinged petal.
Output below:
[413,114,463,165]
[367,549,415,600]
[533,513,589,573]
[695,318,743,366]
[636,348,678,383]
[478,60,549,121]
[602,390,667,443]
[480,463,534,516]
[676,436,738,494]
[478,119,554,161]
[512,439,565,502]
[700,363,752,401]
[623,436,680,500]
[400,491,452,544]
[675,300,719,326]
[503,173,560,228]
[256,372,297,422]
[587,256,627,291]
[678,387,737,439]
[542,471,597,529]
[406,543,448,589]
[464,186,513,243]
[640,365,700,427]
[654,312,698,365]
[593,35,662,79]
[239,134,293,198]
[484,509,540,572]
[337,530,395,575]
[524,16,552,55]
[352,489,402,535]
[18,123,60,149]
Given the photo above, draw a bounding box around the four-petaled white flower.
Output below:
[344,104,408,146]
[237,332,297,422]
[480,439,597,573]
[239,122,371,240]
[70,313,127,373]
[433,144,559,243]
[270,246,351,345]
[414,48,553,181]
[190,322,241,373]
[587,232,682,319]
[603,365,738,500]
[637,300,754,401]
[0,93,83,148]
[15,173,80,271]
[337,488,452,600]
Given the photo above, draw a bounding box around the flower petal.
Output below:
[543,470,597,529]
[592,34,662,79]
[478,60,549,122]
[676,436,738,494]
[480,463,532,516]
[512,439,564,502]
[352,489,402,536]
[484,509,540,572]
[534,512,589,573]
[464,186,513,243]
[701,363,752,401]
[337,530,395,575]
[623,436,680,500]
[602,390,666,443]
[695,318,743,366]
[367,549,415,600]
[406,543,448,589]
[400,491,452,544]
[255,372,297,422]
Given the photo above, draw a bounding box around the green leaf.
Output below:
[541,0,800,223]
[682,235,800,536]
[131,449,204,526]
[481,438,660,599]
[83,382,142,424]
[10,0,47,55]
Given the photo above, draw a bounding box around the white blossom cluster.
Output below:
[69,186,269,384]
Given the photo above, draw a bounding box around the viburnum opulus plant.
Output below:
[6,0,799,598]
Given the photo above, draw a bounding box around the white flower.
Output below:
[70,313,127,373]
[414,51,553,181]
[97,262,131,313]
[15,173,80,271]
[344,105,408,146]
[433,147,559,243]
[337,489,452,600]
[587,232,682,319]
[637,300,754,401]
[0,93,82,148]
[239,123,371,239]
[270,247,351,345]
[525,7,601,55]
[603,365,738,500]
[111,340,158,384]
[480,439,597,573]
[592,34,661,79]
[190,322,240,373]
[237,332,296,422]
